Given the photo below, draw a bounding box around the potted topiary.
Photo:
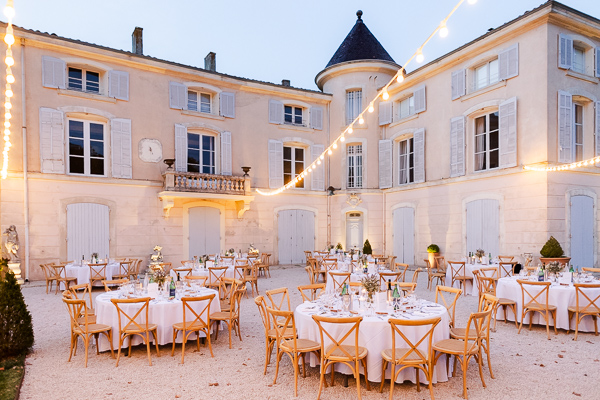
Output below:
[539,236,570,266]
[427,244,440,270]
[363,239,372,255]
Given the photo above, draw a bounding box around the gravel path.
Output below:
[19,265,599,399]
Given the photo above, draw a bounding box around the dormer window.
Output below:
[68,67,100,93]
[187,90,211,113]
[284,105,303,126]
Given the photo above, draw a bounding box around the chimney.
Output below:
[132,27,143,55]
[204,52,216,72]
[281,79,291,87]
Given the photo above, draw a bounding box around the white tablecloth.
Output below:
[294,299,450,384]
[95,288,221,352]
[189,266,236,280]
[325,269,393,294]
[445,262,501,296]
[61,261,120,289]
[495,277,600,331]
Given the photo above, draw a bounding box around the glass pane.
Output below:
[400,99,409,119]
[69,120,84,138]
[490,131,499,151]
[187,149,200,165]
[202,150,213,167]
[476,65,487,89]
[283,160,291,174]
[489,112,499,132]
[86,71,100,93]
[475,153,485,171]
[69,138,84,156]
[489,149,499,169]
[489,59,499,84]
[475,133,486,152]
[89,123,103,141]
[187,133,199,149]
[68,68,82,90]
[188,164,199,173]
[475,115,486,135]
[295,179,304,188]
[200,93,211,113]
[573,47,585,73]
[187,91,198,111]
[284,106,292,123]
[294,107,302,124]
[295,148,304,161]
[90,158,104,175]
[90,141,104,158]
[202,135,214,151]
[295,161,304,175]
[283,146,291,160]
[284,174,291,185]
[69,156,84,174]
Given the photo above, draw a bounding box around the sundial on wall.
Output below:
[138,138,163,163]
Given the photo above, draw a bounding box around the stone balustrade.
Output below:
[163,170,251,195]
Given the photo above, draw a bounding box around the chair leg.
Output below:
[416,366,421,391]
[379,360,387,393]
[68,333,76,362]
[362,358,370,390]
[263,339,271,375]
[181,332,186,364]
[477,351,486,388]
[273,349,282,384]
[388,363,394,400]
[485,341,494,379]
[171,328,177,356]
[293,353,299,397]
[83,336,89,368]
[355,361,362,400]
[462,357,468,399]
[553,311,557,335]
[146,332,152,366]
[116,336,123,367]
[317,363,326,400]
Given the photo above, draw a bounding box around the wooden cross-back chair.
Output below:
[434,256,446,272]
[379,271,402,291]
[424,259,445,290]
[40,263,57,294]
[568,283,600,340]
[102,279,129,292]
[184,275,208,287]
[516,280,557,340]
[172,267,192,278]
[309,258,327,283]
[474,273,517,331]
[207,266,228,298]
[259,253,272,277]
[393,263,409,281]
[435,285,462,329]
[113,261,133,280]
[322,259,338,272]
[497,255,514,262]
[499,262,516,278]
[329,271,350,293]
[398,282,417,296]
[297,284,325,302]
[67,283,95,323]
[448,261,472,296]
[51,264,77,294]
[171,293,215,363]
[266,287,291,312]
[88,263,108,287]
[212,287,246,348]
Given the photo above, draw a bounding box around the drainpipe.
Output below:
[20,39,30,281]
[326,101,331,247]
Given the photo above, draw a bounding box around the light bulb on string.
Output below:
[6,74,14,84]
[320,154,324,160]
[317,159,321,165]
[416,49,424,63]
[4,33,14,46]
[340,136,345,142]
[439,23,449,38]
[332,142,337,149]
[5,89,12,97]
[4,4,15,19]
[468,0,477,4]
[348,127,353,134]
[382,91,389,101]
[4,102,11,109]
[368,104,374,113]
[328,149,332,155]
[4,55,13,67]
[358,117,364,125]
[4,112,10,120]
[397,73,404,83]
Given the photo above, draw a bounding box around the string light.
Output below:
[523,157,600,172]
[257,0,475,196]
[1,0,15,179]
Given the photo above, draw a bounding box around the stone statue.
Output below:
[3,225,20,262]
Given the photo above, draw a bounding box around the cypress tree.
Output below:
[362,239,372,255]
[0,261,34,358]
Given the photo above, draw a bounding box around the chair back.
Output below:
[312,315,362,362]
[181,260,194,267]
[265,287,291,312]
[40,263,53,280]
[208,266,228,286]
[379,271,402,290]
[448,261,466,281]
[234,263,248,281]
[228,287,246,317]
[184,275,208,287]
[322,259,338,271]
[480,293,499,314]
[304,250,313,263]
[267,307,298,351]
[573,283,600,315]
[398,282,417,295]
[110,297,153,334]
[435,285,462,328]
[221,277,243,302]
[478,266,499,279]
[102,279,129,291]
[220,256,234,266]
[118,261,133,277]
[393,264,409,281]
[260,253,271,266]
[476,274,497,301]
[329,272,350,292]
[498,255,514,262]
[50,264,68,279]
[89,263,108,283]
[499,262,516,277]
[305,265,315,285]
[68,283,94,309]
[297,284,325,302]
[180,294,215,331]
[173,268,192,277]
[63,297,91,331]
[411,268,422,284]
[388,316,441,365]
[434,256,446,272]
[517,280,551,311]
[459,308,493,355]
[254,295,272,333]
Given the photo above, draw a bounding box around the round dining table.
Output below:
[95,287,221,352]
[444,261,502,296]
[495,276,600,331]
[61,261,121,289]
[294,298,450,384]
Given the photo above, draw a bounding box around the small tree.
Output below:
[362,239,372,255]
[540,236,565,258]
[0,261,34,358]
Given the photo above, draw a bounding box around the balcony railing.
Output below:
[163,170,251,195]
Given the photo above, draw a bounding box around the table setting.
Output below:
[60,259,121,289]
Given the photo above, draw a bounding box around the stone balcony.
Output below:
[158,169,254,218]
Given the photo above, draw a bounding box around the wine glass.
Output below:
[343,295,351,315]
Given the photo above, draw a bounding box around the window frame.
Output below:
[67,118,107,177]
[573,102,584,162]
[67,66,101,94]
[473,111,500,172]
[398,96,415,120]
[283,145,305,188]
[187,89,212,114]
[398,137,415,185]
[186,131,216,174]
[284,105,305,126]
[473,58,499,91]
[347,143,363,189]
[346,89,362,125]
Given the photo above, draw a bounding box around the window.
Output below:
[573,103,583,161]
[68,67,100,93]
[572,46,585,74]
[398,96,415,119]
[474,112,499,171]
[187,132,215,174]
[68,119,105,176]
[187,90,211,113]
[347,144,363,189]
[283,146,304,188]
[474,59,499,91]
[398,138,414,184]
[284,106,303,126]
[346,90,362,125]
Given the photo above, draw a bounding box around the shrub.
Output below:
[427,244,440,253]
[0,261,34,358]
[540,236,565,258]
[362,239,372,255]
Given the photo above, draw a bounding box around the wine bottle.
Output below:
[538,266,545,282]
[169,277,176,298]
[341,283,347,296]
[387,279,392,303]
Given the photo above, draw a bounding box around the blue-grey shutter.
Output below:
[558,91,573,163]
[499,44,519,80]
[310,107,323,130]
[559,34,573,70]
[111,118,132,178]
[269,100,284,124]
[499,97,517,168]
[379,102,392,126]
[595,48,600,78]
[450,116,465,177]
[175,124,187,172]
[39,107,65,173]
[268,139,283,188]
[413,128,425,183]
[451,69,465,100]
[220,92,235,118]
[220,131,232,176]
[379,139,392,188]
[169,82,186,110]
[596,101,600,165]
[413,86,426,114]
[108,70,129,101]
[311,144,324,191]
[41,56,66,89]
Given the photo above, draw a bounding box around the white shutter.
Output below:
[311,144,324,191]
[558,90,573,163]
[499,43,519,80]
[559,34,573,70]
[596,102,600,164]
[379,139,392,189]
[595,48,600,78]
[169,81,187,110]
[268,139,284,188]
[108,70,129,101]
[499,97,517,168]
[413,128,425,183]
[110,118,132,178]
[41,56,66,89]
[175,124,187,172]
[269,100,284,124]
[220,131,232,176]
[413,85,426,114]
[310,107,323,130]
[451,69,466,100]
[39,107,65,174]
[450,116,465,177]
[379,102,392,126]
[219,92,235,118]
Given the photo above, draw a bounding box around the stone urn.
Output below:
[539,257,571,267]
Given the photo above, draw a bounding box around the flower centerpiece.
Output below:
[361,274,379,301]
[225,248,236,256]
[335,242,343,251]
[91,252,99,263]
[248,244,259,256]
[475,248,485,262]
[150,267,167,289]
[545,261,563,275]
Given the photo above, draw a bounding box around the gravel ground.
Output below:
[19,264,600,400]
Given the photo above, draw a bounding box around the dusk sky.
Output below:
[10,0,600,90]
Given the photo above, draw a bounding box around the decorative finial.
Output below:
[356,10,363,20]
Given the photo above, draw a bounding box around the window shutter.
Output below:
[413,128,425,183]
[558,90,573,163]
[379,139,392,188]
[499,43,519,80]
[268,139,284,188]
[110,118,132,178]
[413,85,426,114]
[219,92,235,118]
[220,131,232,176]
[175,124,188,172]
[499,97,518,168]
[108,70,129,101]
[41,56,66,89]
[268,100,284,124]
[311,144,324,191]
[310,107,323,130]
[450,116,465,177]
[595,48,600,78]
[596,102,600,165]
[169,81,186,110]
[39,107,65,174]
[379,102,392,126]
[559,34,573,70]
[451,69,466,100]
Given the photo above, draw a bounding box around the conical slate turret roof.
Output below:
[326,10,396,68]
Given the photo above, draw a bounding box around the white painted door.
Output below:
[345,212,363,250]
[466,199,499,257]
[67,203,110,261]
[189,207,221,258]
[278,210,315,264]
[570,195,594,268]
[393,207,415,265]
